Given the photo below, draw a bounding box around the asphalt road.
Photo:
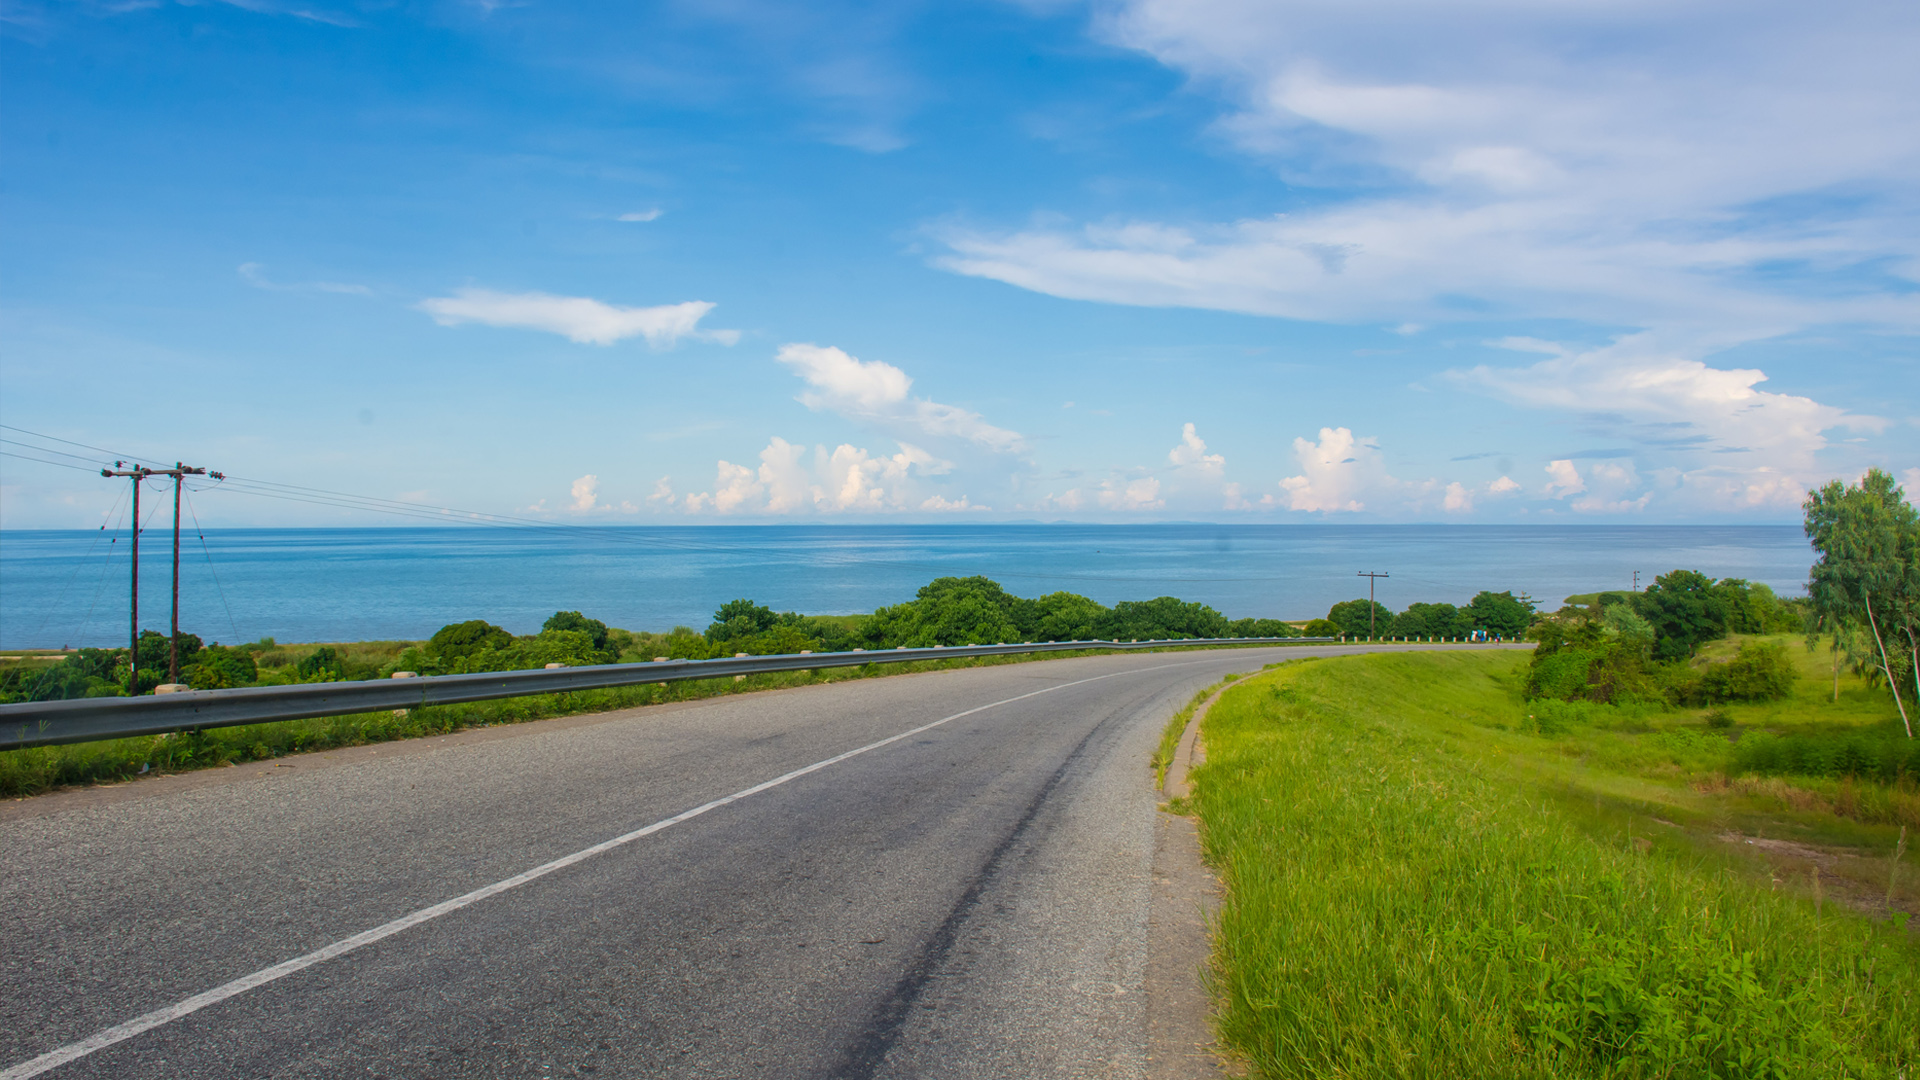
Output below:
[0,644,1492,1079]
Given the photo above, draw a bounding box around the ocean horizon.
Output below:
[0,523,1812,650]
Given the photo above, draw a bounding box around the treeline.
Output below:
[0,577,1302,701]
[1524,571,1803,706]
[1299,589,1537,641]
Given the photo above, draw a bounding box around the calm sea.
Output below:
[0,524,1812,649]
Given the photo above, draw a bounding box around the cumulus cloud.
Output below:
[570,474,599,512]
[1275,427,1395,512]
[1098,476,1165,511]
[1489,475,1521,495]
[680,436,967,515]
[1442,481,1473,513]
[418,289,740,348]
[1168,422,1226,474]
[775,344,1027,454]
[1544,460,1586,499]
[930,0,1920,339]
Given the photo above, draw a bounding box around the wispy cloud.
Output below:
[417,289,740,348]
[775,343,1027,453]
[239,262,370,296]
[930,0,1920,341]
[1457,333,1883,509]
[617,209,663,222]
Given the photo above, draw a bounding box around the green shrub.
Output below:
[1696,641,1797,703]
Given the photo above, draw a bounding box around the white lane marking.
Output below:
[2,653,1255,1080]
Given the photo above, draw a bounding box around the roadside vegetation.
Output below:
[1195,649,1917,1079]
[1191,470,1920,1077]
[0,576,1324,797]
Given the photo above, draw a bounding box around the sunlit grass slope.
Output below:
[1196,651,1918,1079]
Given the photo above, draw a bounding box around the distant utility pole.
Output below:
[102,461,217,691]
[1357,571,1389,640]
[1633,570,1641,592]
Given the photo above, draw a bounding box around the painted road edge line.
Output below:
[1,655,1240,1080]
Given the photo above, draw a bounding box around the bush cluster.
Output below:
[1523,571,1805,706]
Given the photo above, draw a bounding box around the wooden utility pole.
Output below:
[166,463,211,682]
[102,463,152,694]
[1357,570,1389,640]
[101,461,216,692]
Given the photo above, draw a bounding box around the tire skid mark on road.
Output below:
[823,694,1136,1080]
[0,655,1249,1080]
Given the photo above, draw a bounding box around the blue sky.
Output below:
[2,0,1915,527]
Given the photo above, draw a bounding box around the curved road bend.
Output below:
[1,643,1505,1080]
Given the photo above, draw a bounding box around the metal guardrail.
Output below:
[1,636,1346,750]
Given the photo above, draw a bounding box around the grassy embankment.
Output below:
[0,637,1279,799]
[1193,644,1918,1078]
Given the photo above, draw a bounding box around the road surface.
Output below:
[0,644,1494,1079]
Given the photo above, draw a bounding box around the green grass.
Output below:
[1195,651,1919,1079]
[1152,671,1248,790]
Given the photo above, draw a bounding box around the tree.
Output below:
[1388,602,1473,639]
[1094,597,1229,641]
[1466,591,1535,640]
[543,610,609,650]
[1019,591,1107,642]
[1629,572,1727,660]
[429,620,513,663]
[1327,599,1393,639]
[1805,468,1917,736]
[1301,618,1340,638]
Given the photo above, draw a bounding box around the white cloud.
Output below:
[1276,426,1393,512]
[1544,459,1586,499]
[921,494,988,512]
[1026,489,1087,512]
[1463,333,1884,511]
[1442,481,1473,513]
[775,343,1027,453]
[617,209,663,222]
[759,437,812,514]
[680,435,959,515]
[930,0,1920,339]
[1488,475,1521,495]
[418,289,739,348]
[1168,422,1225,474]
[1098,476,1165,511]
[648,476,675,504]
[1571,461,1651,515]
[570,474,599,512]
[1222,481,1251,510]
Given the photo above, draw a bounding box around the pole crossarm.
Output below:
[0,637,1342,750]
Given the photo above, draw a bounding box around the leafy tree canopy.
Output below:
[1630,571,1728,660]
[1095,597,1229,641]
[1327,599,1393,639]
[543,610,609,650]
[429,620,513,661]
[1467,591,1536,639]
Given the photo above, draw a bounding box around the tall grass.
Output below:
[1197,651,1919,1079]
